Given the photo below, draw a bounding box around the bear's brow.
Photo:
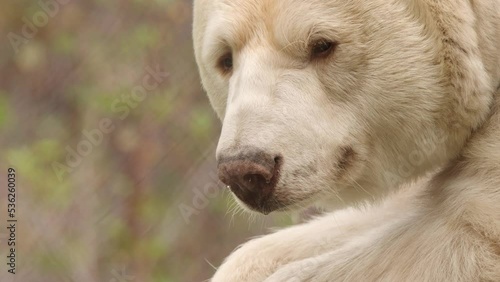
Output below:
[216,0,281,51]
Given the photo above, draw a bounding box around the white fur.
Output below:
[193,0,500,280]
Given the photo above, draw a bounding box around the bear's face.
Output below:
[193,0,472,213]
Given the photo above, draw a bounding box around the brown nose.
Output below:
[217,149,281,212]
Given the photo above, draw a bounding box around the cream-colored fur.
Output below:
[193,0,500,281]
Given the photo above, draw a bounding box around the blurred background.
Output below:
[0,1,293,281]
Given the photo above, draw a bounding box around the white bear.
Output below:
[193,0,500,281]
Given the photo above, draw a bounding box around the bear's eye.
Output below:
[218,53,233,74]
[311,40,336,59]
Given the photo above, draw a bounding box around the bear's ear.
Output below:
[431,2,494,132]
[440,33,492,131]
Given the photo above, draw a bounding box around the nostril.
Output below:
[243,173,268,185]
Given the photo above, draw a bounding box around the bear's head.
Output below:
[193,0,492,214]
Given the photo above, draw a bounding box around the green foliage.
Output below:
[0,92,9,129]
[190,107,214,141]
[7,140,72,209]
[52,32,76,55]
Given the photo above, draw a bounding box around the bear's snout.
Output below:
[217,149,282,214]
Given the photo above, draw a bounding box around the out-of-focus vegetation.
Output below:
[0,1,292,281]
